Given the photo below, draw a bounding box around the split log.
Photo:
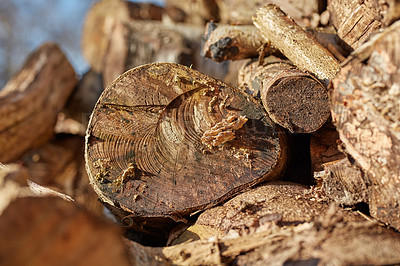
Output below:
[201,23,349,63]
[168,181,364,245]
[103,20,192,86]
[0,43,77,163]
[0,196,131,266]
[238,57,330,133]
[253,4,340,85]
[85,63,288,232]
[215,0,325,27]
[81,0,164,72]
[165,0,219,25]
[331,21,400,229]
[328,0,400,50]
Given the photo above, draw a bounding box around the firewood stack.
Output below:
[1,0,400,265]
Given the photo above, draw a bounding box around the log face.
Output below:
[85,63,287,219]
[331,21,400,229]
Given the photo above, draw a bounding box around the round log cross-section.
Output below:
[85,63,287,222]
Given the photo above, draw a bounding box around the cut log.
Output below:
[168,181,364,245]
[215,0,325,27]
[85,63,288,229]
[253,4,340,85]
[81,0,164,72]
[0,196,130,266]
[103,20,192,86]
[201,22,349,63]
[238,57,330,133]
[310,121,345,172]
[0,43,77,163]
[328,0,400,50]
[331,21,400,229]
[165,0,219,25]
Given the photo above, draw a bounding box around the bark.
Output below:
[85,63,288,227]
[215,0,325,27]
[328,0,400,50]
[0,196,131,266]
[253,4,340,85]
[0,43,77,163]
[81,0,164,72]
[103,20,192,86]
[238,57,330,133]
[331,21,400,230]
[165,0,219,25]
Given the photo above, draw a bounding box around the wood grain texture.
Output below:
[0,43,77,163]
[85,63,287,221]
[238,57,330,133]
[331,21,400,229]
[253,4,340,85]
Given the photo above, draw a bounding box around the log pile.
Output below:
[1,0,400,265]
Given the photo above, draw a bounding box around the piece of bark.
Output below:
[63,69,103,127]
[328,0,400,50]
[81,0,164,73]
[253,4,340,85]
[168,181,364,245]
[0,43,77,163]
[165,0,219,25]
[238,57,330,133]
[125,208,400,265]
[0,196,131,266]
[331,21,400,230]
[216,0,325,27]
[85,63,288,227]
[310,121,345,172]
[318,157,369,206]
[103,20,192,86]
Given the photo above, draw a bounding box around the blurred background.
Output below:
[0,0,164,88]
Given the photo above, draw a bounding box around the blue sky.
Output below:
[0,0,164,86]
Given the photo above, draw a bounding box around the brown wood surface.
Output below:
[253,4,340,85]
[238,57,330,133]
[165,0,219,25]
[0,43,77,163]
[328,0,400,50]
[85,63,288,222]
[331,21,400,230]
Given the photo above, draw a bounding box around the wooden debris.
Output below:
[253,4,340,85]
[238,57,330,133]
[0,43,77,163]
[331,21,400,229]
[85,63,288,228]
[165,0,219,25]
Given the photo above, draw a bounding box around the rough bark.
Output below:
[253,4,340,85]
[215,0,325,27]
[85,63,288,227]
[81,0,164,72]
[0,196,131,266]
[103,20,192,86]
[0,43,77,163]
[331,21,400,230]
[328,0,400,50]
[238,57,330,133]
